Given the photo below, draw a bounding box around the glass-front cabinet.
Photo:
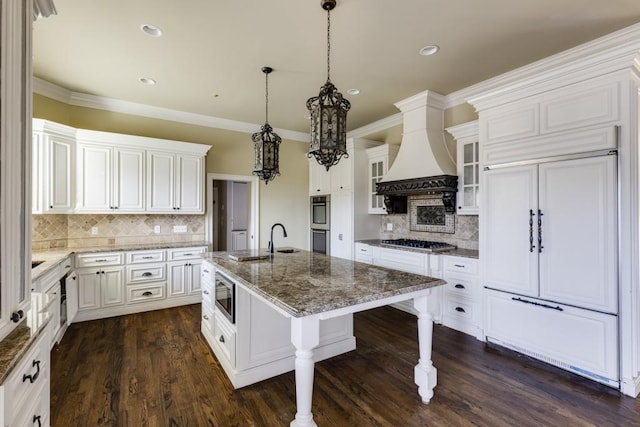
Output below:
[365,144,399,214]
[446,121,479,215]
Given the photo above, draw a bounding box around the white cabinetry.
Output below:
[365,144,398,214]
[330,191,354,260]
[308,158,331,195]
[446,121,479,215]
[77,266,125,311]
[201,261,356,389]
[75,140,145,213]
[441,256,481,338]
[32,119,75,213]
[147,152,204,213]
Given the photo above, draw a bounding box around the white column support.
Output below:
[414,292,437,403]
[290,316,320,427]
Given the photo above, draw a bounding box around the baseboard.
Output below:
[620,375,640,397]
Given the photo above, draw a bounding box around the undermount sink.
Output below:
[32,260,44,269]
[276,249,298,254]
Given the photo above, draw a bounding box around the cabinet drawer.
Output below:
[126,282,166,304]
[4,333,48,422]
[35,265,62,293]
[372,247,426,274]
[442,296,475,322]
[444,256,478,275]
[59,256,73,275]
[76,252,124,268]
[214,311,236,368]
[355,243,372,257]
[126,250,165,264]
[126,263,166,284]
[201,262,214,283]
[10,378,49,427]
[167,246,206,261]
[202,301,214,333]
[202,284,213,307]
[444,274,478,299]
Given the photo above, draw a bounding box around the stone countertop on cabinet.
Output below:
[31,241,209,281]
[202,249,446,318]
[356,240,479,260]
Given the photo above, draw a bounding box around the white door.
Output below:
[147,151,176,212]
[330,191,353,260]
[66,272,78,324]
[47,135,74,212]
[77,270,101,311]
[77,144,112,211]
[538,156,618,313]
[483,165,539,296]
[114,148,145,212]
[176,155,203,212]
[101,268,125,307]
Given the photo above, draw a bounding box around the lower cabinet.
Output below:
[441,256,482,339]
[73,246,206,322]
[0,329,50,427]
[200,260,356,389]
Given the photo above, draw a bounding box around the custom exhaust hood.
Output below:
[376,90,458,213]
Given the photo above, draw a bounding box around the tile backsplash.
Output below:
[380,211,479,250]
[33,214,206,251]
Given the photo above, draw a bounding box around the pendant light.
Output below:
[252,66,281,184]
[306,0,351,171]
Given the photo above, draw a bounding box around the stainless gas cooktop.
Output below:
[380,239,456,253]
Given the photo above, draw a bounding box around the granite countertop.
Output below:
[0,293,52,383]
[203,249,446,318]
[356,239,479,260]
[31,241,209,281]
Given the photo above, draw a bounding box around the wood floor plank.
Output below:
[51,304,640,426]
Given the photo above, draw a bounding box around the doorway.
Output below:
[205,173,259,251]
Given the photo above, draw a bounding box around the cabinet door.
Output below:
[330,156,352,192]
[457,140,479,215]
[77,144,112,211]
[176,154,203,212]
[330,191,353,260]
[188,261,203,295]
[77,270,101,311]
[46,134,74,212]
[113,148,145,212]
[538,156,618,313]
[147,151,176,212]
[168,262,187,297]
[368,157,387,214]
[309,159,331,195]
[483,165,539,296]
[101,268,125,307]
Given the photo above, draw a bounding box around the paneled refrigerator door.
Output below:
[538,156,618,314]
[483,165,539,296]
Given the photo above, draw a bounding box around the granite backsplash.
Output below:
[32,214,206,252]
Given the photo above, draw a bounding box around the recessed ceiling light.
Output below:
[139,77,156,85]
[347,88,360,95]
[141,24,163,37]
[211,92,220,98]
[419,45,440,56]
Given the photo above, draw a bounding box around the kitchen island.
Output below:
[202,249,446,427]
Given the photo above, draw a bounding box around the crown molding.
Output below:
[347,112,402,139]
[445,120,478,141]
[33,77,309,142]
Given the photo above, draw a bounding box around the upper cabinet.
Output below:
[446,121,479,215]
[147,152,204,213]
[308,158,331,195]
[365,144,399,214]
[32,120,76,213]
[36,124,211,215]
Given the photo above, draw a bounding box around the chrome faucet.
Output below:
[268,223,288,253]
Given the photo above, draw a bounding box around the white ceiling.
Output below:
[32,0,640,135]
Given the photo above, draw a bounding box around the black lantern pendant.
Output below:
[253,66,281,184]
[307,0,350,171]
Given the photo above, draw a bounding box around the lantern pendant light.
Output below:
[252,66,281,184]
[306,0,351,171]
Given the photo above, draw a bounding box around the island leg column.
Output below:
[290,316,320,427]
[414,292,437,403]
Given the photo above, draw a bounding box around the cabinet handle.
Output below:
[203,290,209,295]
[219,335,225,343]
[94,259,108,263]
[114,206,119,209]
[184,253,194,256]
[10,310,24,323]
[203,269,210,273]
[64,265,71,268]
[96,271,100,275]
[529,209,536,252]
[454,264,465,268]
[142,291,153,296]
[538,209,544,253]
[455,307,466,313]
[454,284,465,289]
[203,314,209,321]
[22,360,41,383]
[141,256,154,259]
[141,272,153,277]
[33,415,42,427]
[512,297,562,311]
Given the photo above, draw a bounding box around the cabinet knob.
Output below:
[455,307,466,313]
[10,310,24,323]
[454,284,465,289]
[49,205,53,209]
[219,335,225,343]
[142,272,153,277]
[203,290,209,295]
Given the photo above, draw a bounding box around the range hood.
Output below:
[376,90,458,213]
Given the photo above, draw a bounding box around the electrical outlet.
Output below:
[91,226,98,235]
[173,225,187,233]
[386,223,393,231]
[154,225,161,234]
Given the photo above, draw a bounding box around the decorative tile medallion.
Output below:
[409,195,455,233]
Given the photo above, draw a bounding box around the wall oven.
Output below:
[311,228,330,255]
[311,196,330,230]
[215,270,235,324]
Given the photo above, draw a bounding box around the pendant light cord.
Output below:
[327,8,331,82]
[265,71,269,124]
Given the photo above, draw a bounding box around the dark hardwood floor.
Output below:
[51,304,639,426]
